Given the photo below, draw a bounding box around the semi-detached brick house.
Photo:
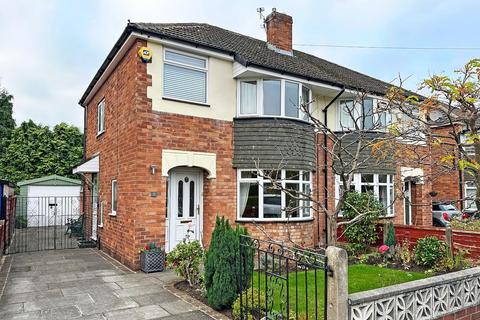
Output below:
[73,9,432,269]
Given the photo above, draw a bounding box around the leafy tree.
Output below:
[0,120,83,183]
[0,87,16,155]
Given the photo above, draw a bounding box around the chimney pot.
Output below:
[265,9,293,53]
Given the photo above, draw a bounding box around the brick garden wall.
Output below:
[435,305,480,320]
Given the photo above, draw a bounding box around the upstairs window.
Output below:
[239,81,257,114]
[163,49,208,104]
[338,98,391,131]
[97,99,105,135]
[238,79,311,120]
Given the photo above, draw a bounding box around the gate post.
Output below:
[326,246,348,320]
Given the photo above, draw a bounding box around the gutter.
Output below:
[320,88,345,246]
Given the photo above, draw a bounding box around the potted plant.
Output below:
[139,242,165,273]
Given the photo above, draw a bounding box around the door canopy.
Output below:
[162,149,216,179]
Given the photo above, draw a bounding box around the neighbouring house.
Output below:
[73,9,432,269]
[429,120,479,213]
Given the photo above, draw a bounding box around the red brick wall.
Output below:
[431,126,462,205]
[435,305,480,320]
[265,11,293,52]
[83,39,148,269]
[240,220,314,248]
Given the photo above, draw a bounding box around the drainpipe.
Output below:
[320,88,345,246]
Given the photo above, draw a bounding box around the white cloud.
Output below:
[1,0,479,129]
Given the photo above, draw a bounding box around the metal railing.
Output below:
[4,196,97,254]
[239,235,328,319]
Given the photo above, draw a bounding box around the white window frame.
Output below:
[465,181,477,211]
[237,169,313,221]
[336,98,391,131]
[97,99,105,135]
[236,79,311,121]
[98,200,104,227]
[110,180,118,216]
[163,48,208,105]
[335,173,395,217]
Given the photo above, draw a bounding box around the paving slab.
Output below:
[0,249,214,319]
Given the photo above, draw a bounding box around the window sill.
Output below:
[108,212,117,217]
[96,131,105,138]
[236,217,314,223]
[162,96,210,107]
[98,224,103,228]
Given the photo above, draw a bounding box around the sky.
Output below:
[1,0,479,130]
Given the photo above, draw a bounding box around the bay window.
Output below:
[263,80,281,115]
[239,81,257,114]
[238,79,311,120]
[335,173,395,216]
[338,98,391,131]
[285,82,300,117]
[163,49,208,104]
[238,169,312,220]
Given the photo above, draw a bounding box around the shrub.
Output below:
[205,217,253,310]
[435,249,473,272]
[344,242,367,256]
[414,236,446,267]
[384,221,396,248]
[342,192,383,246]
[166,240,204,287]
[394,240,414,269]
[451,219,480,231]
[232,288,266,320]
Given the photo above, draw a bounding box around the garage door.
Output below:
[26,186,81,227]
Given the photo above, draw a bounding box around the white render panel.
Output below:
[162,149,216,179]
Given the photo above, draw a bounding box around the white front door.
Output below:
[167,169,203,251]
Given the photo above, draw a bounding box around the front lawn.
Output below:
[251,264,429,318]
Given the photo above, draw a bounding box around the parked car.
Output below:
[462,209,480,220]
[432,202,461,227]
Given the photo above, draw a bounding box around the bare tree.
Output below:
[253,87,425,247]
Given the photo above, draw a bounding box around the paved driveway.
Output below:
[0,249,214,320]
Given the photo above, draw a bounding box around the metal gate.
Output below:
[239,235,329,320]
[4,196,96,254]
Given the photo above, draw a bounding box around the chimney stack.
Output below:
[265,8,293,53]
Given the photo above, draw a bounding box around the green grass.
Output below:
[250,264,429,319]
